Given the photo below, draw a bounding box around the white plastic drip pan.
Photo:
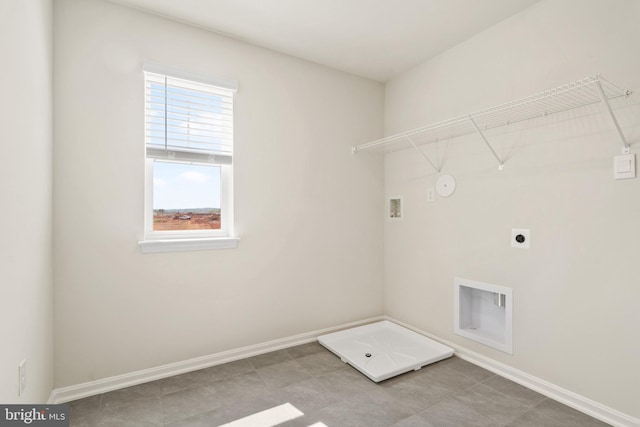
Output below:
[318,320,454,382]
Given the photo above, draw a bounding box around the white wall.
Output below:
[0,0,54,403]
[384,0,640,419]
[53,0,384,387]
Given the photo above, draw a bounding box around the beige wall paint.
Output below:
[53,0,384,387]
[384,0,640,418]
[0,0,54,403]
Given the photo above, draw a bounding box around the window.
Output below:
[139,66,238,253]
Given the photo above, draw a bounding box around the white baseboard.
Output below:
[48,316,384,405]
[385,316,639,427]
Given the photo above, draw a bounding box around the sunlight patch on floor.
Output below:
[219,402,304,427]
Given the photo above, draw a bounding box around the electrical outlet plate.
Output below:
[18,359,26,396]
[511,228,530,249]
[426,188,435,202]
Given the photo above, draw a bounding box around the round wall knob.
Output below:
[436,174,456,197]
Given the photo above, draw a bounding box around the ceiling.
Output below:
[107,0,540,82]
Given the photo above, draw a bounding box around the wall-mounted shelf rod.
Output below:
[352,75,632,168]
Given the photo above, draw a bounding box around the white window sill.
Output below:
[138,237,239,254]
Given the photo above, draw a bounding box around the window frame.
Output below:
[138,64,239,253]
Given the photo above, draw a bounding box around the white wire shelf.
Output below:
[353,74,632,171]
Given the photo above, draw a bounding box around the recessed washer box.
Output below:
[454,277,513,354]
[318,320,454,382]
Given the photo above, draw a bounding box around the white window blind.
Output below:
[144,71,234,165]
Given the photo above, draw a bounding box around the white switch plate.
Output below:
[426,188,435,202]
[614,153,636,180]
[511,228,530,249]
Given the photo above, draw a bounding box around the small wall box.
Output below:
[454,277,513,354]
[388,196,403,220]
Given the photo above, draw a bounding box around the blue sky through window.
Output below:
[153,161,221,210]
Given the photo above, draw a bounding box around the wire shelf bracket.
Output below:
[594,79,631,154]
[468,115,504,171]
[353,74,633,170]
[405,135,441,173]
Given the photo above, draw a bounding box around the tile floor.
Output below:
[69,342,610,426]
